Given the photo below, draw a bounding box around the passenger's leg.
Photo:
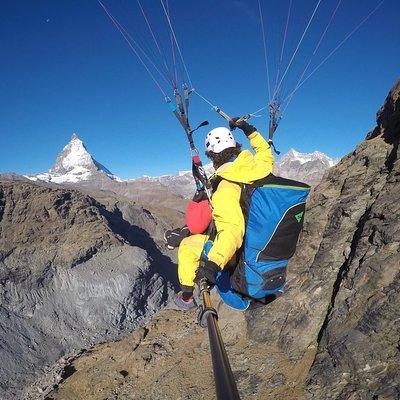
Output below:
[177,233,209,294]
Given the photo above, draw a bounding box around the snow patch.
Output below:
[59,136,93,170]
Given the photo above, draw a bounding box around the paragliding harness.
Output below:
[206,171,310,307]
[268,100,281,155]
[195,99,309,307]
[233,174,310,301]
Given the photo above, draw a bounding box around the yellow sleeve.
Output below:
[248,131,274,172]
[207,180,245,268]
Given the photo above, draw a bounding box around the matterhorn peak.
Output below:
[49,133,94,176]
[26,133,120,184]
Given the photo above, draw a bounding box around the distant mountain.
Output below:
[23,134,187,215]
[274,148,339,187]
[134,149,338,197]
[26,134,121,183]
[133,163,215,199]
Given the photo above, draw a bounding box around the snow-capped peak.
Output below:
[50,133,98,175]
[281,148,338,168]
[274,148,339,187]
[132,162,215,199]
[26,133,121,184]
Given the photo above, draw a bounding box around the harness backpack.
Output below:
[229,174,311,301]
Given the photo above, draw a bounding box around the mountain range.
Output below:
[23,133,338,198]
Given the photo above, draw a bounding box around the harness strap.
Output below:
[268,101,281,154]
[183,84,191,116]
[173,89,190,133]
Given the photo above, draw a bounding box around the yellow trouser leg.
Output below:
[178,234,209,291]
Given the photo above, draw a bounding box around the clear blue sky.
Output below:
[1,0,399,179]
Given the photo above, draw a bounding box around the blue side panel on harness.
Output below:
[231,174,311,301]
[216,270,251,311]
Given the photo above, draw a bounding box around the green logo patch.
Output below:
[295,211,304,223]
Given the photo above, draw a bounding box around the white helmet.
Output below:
[205,127,236,153]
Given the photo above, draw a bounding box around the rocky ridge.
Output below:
[0,179,181,399]
[37,80,400,399]
[248,80,400,398]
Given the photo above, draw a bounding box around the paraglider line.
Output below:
[166,0,179,88]
[159,0,194,89]
[282,0,342,113]
[273,0,323,100]
[284,0,386,102]
[136,0,175,88]
[257,0,271,101]
[273,0,292,99]
[98,0,168,97]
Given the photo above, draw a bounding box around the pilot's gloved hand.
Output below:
[229,117,257,137]
[195,261,220,286]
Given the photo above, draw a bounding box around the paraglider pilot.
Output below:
[165,118,274,310]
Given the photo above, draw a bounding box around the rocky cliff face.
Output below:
[303,81,400,399]
[0,180,180,399]
[246,79,400,398]
[36,80,399,400]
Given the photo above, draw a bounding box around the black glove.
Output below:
[164,226,190,249]
[229,117,257,137]
[195,261,220,285]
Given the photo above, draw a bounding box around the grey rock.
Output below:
[0,180,179,399]
[268,373,287,388]
[0,172,30,182]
